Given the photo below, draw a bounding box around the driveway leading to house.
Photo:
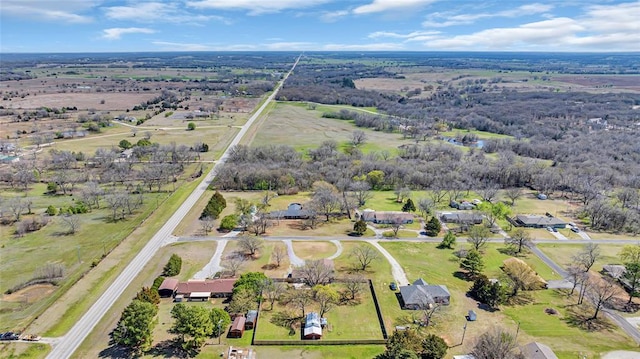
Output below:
[46,55,301,359]
[367,240,409,286]
[327,240,343,260]
[283,239,305,267]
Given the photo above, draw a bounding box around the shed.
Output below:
[229,316,246,338]
[245,310,258,330]
[520,341,558,359]
[158,278,179,297]
[174,294,184,302]
[467,310,477,321]
[303,312,322,340]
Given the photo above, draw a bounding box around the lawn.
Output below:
[250,102,413,154]
[254,282,383,341]
[536,243,626,272]
[292,241,339,260]
[380,241,636,357]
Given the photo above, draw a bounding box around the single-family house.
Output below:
[158,278,179,297]
[303,312,322,340]
[399,278,451,309]
[440,212,483,225]
[229,316,246,338]
[174,278,237,300]
[520,342,558,359]
[513,215,566,229]
[245,310,258,330]
[269,203,310,219]
[360,210,414,224]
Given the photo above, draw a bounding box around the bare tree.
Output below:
[572,243,601,272]
[238,236,264,256]
[200,216,215,235]
[281,288,313,317]
[225,254,246,277]
[505,228,532,254]
[470,328,521,359]
[7,196,27,221]
[504,187,523,206]
[272,245,287,267]
[342,274,365,300]
[350,181,372,207]
[617,187,639,209]
[81,181,104,209]
[565,265,588,296]
[349,244,380,271]
[311,181,341,221]
[350,130,367,147]
[586,277,619,320]
[262,280,286,310]
[298,259,334,286]
[467,226,490,251]
[61,214,81,235]
[479,183,500,203]
[389,216,406,238]
[417,197,434,217]
[248,215,271,236]
[428,186,447,204]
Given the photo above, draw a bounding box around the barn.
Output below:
[229,316,246,338]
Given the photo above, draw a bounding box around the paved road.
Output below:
[46,55,301,359]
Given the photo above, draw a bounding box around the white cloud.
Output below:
[265,42,315,50]
[103,2,227,24]
[422,1,640,51]
[368,30,440,40]
[186,0,330,15]
[0,0,96,23]
[322,42,405,50]
[102,27,156,40]
[353,0,436,15]
[320,10,349,22]
[151,41,215,51]
[423,3,554,28]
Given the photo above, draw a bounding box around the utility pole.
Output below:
[218,319,223,344]
[515,321,520,340]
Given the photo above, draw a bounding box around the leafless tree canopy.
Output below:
[224,253,246,277]
[572,243,601,272]
[350,130,367,147]
[61,214,81,235]
[199,216,215,235]
[470,328,523,359]
[349,244,380,271]
[238,236,264,256]
[272,245,287,267]
[467,226,490,251]
[586,276,619,320]
[298,259,334,286]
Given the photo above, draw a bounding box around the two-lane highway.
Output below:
[46,55,300,359]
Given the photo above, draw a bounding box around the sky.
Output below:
[0,0,639,53]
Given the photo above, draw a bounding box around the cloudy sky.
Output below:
[1,0,639,53]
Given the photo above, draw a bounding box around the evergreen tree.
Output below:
[461,250,484,277]
[209,308,231,338]
[200,191,227,219]
[163,254,182,276]
[353,219,367,236]
[421,334,448,359]
[424,217,441,237]
[438,231,456,249]
[402,198,416,212]
[135,287,160,306]
[112,300,157,353]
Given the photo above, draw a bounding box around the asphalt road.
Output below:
[46,56,300,359]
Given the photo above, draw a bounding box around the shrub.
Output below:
[151,276,165,291]
[163,254,182,277]
[219,214,238,231]
[45,205,58,216]
[187,122,196,131]
[200,191,226,220]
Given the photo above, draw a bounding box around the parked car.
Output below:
[552,227,558,232]
[1,332,19,341]
[571,227,579,233]
[390,282,397,291]
[546,227,553,232]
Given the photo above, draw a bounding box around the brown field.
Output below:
[1,92,154,111]
[2,284,56,303]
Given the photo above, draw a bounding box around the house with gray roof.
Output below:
[520,342,558,359]
[269,203,310,219]
[440,212,483,225]
[513,215,566,229]
[399,278,450,309]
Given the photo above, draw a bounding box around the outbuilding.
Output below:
[229,316,246,338]
[158,278,179,297]
[245,310,258,330]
